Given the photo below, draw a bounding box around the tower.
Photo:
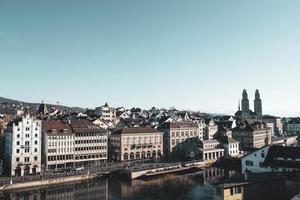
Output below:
[241,89,249,120]
[254,89,262,120]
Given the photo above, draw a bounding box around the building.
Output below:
[218,136,240,157]
[232,121,271,150]
[262,115,281,136]
[241,145,300,174]
[95,103,117,124]
[4,114,42,176]
[42,121,75,171]
[199,140,224,161]
[285,118,300,136]
[215,183,245,200]
[70,120,108,167]
[271,135,298,147]
[263,146,300,172]
[205,119,218,140]
[241,146,270,174]
[158,122,199,157]
[235,89,262,121]
[109,127,163,162]
[93,118,110,130]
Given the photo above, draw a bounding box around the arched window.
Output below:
[124,153,128,160]
[152,150,156,157]
[147,151,151,158]
[136,152,140,159]
[157,150,162,156]
[142,151,146,159]
[130,153,134,160]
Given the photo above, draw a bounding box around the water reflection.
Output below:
[0,168,298,200]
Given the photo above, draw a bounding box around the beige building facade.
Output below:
[110,127,163,162]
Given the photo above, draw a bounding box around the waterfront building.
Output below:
[157,122,199,157]
[4,114,42,176]
[215,183,244,200]
[109,127,163,162]
[218,136,240,157]
[199,140,224,161]
[95,103,117,124]
[241,146,270,174]
[42,121,75,170]
[263,146,300,172]
[232,121,271,150]
[241,145,300,174]
[70,120,108,167]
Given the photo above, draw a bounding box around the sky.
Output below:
[1,0,300,117]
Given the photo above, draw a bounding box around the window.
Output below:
[35,141,38,145]
[245,160,254,166]
[16,141,20,145]
[35,134,38,137]
[17,134,20,138]
[34,148,38,152]
[16,149,20,153]
[261,153,265,158]
[34,156,38,161]
[25,148,29,153]
[16,158,19,162]
[26,127,30,131]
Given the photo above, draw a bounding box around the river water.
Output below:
[0,168,299,200]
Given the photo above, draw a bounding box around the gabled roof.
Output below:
[241,146,269,159]
[263,146,300,169]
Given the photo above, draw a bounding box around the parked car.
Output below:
[75,167,85,171]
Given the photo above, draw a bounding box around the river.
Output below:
[0,168,299,200]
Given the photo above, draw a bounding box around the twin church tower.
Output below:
[236,89,262,120]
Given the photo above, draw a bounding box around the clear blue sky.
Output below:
[1,0,300,116]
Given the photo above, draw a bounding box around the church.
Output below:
[235,89,262,121]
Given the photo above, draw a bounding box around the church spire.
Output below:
[254,89,262,120]
[241,89,249,120]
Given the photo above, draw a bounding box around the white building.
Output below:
[241,146,270,174]
[205,119,218,140]
[95,103,117,124]
[4,114,42,176]
[218,136,240,157]
[42,121,75,171]
[199,140,224,161]
[70,120,108,167]
[241,146,300,174]
[93,118,110,130]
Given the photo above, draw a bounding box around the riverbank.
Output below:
[0,161,212,192]
[0,172,99,192]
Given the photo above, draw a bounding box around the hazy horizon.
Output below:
[1,1,300,117]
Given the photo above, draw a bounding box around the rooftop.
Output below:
[113,127,161,135]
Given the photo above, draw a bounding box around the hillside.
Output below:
[0,97,84,115]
